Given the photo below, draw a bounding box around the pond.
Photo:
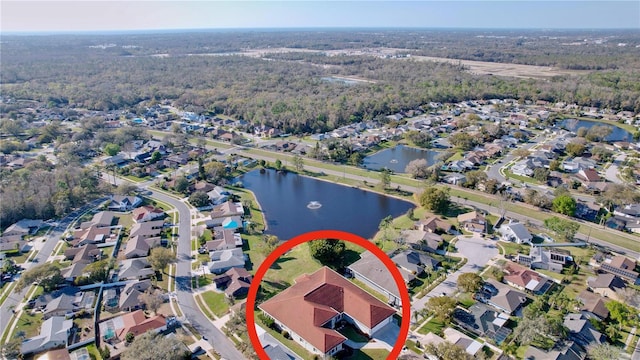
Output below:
[363,144,440,173]
[238,169,414,240]
[557,119,633,142]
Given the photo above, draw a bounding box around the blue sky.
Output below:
[2,1,639,32]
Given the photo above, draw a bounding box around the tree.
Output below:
[125,332,135,344]
[549,159,561,171]
[513,315,552,345]
[449,132,476,151]
[512,148,531,158]
[1,336,22,360]
[457,273,483,293]
[122,331,190,360]
[262,235,280,255]
[463,170,487,189]
[150,151,162,163]
[148,247,175,274]
[99,346,111,360]
[606,300,637,329]
[15,263,64,292]
[565,142,586,157]
[103,143,120,156]
[585,125,613,142]
[424,341,473,360]
[308,239,346,266]
[544,216,579,242]
[173,176,189,194]
[274,159,283,170]
[552,194,577,216]
[405,159,429,179]
[204,161,227,183]
[378,215,394,242]
[418,187,450,214]
[188,191,210,207]
[426,296,457,323]
[404,130,432,148]
[587,343,621,360]
[292,154,304,172]
[533,168,550,183]
[379,168,391,189]
[115,182,138,196]
[198,157,206,180]
[348,152,363,166]
[138,288,164,315]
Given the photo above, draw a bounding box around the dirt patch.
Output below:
[410,55,589,79]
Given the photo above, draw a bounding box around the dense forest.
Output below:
[2,29,640,133]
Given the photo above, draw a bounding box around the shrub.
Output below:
[281,330,290,339]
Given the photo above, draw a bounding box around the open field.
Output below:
[411,55,588,79]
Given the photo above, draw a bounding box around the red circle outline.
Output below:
[246,230,411,360]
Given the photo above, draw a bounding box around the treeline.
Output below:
[0,162,104,226]
[2,31,640,134]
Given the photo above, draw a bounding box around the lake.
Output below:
[363,145,440,173]
[238,169,414,240]
[558,119,633,142]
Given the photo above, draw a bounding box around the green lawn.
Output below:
[262,324,315,359]
[339,325,369,343]
[14,311,44,339]
[114,214,133,230]
[350,278,389,303]
[498,241,530,256]
[417,317,445,336]
[201,291,229,317]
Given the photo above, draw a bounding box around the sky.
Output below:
[1,1,639,33]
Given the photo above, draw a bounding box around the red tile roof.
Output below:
[259,267,395,353]
[116,310,165,339]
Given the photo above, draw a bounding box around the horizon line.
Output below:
[2,26,639,36]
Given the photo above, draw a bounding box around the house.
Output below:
[205,229,242,252]
[79,211,114,229]
[207,186,231,205]
[119,280,153,311]
[442,173,467,186]
[107,195,142,212]
[524,341,586,360]
[577,290,609,320]
[259,267,396,359]
[99,310,166,343]
[597,255,639,282]
[499,220,533,244]
[0,235,24,252]
[213,268,252,298]
[63,244,102,264]
[562,157,596,173]
[480,280,528,315]
[614,204,640,219]
[348,251,408,306]
[454,303,512,345]
[131,205,165,223]
[564,313,606,348]
[208,248,246,274]
[117,258,154,280]
[69,225,112,247]
[400,230,443,253]
[210,201,244,220]
[441,328,483,357]
[415,216,453,234]
[192,181,216,193]
[391,250,441,275]
[511,160,534,177]
[20,316,73,355]
[457,211,486,233]
[42,293,78,320]
[129,220,164,239]
[2,219,45,237]
[124,235,162,259]
[587,273,626,300]
[517,246,571,273]
[576,168,601,185]
[502,262,554,295]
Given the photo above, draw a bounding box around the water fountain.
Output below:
[307,201,322,210]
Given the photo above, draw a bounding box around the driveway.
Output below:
[412,235,499,311]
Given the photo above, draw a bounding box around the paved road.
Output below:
[412,235,499,311]
[147,189,245,360]
[0,197,108,337]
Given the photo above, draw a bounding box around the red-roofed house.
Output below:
[106,310,166,342]
[503,262,554,295]
[259,267,396,358]
[131,205,165,223]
